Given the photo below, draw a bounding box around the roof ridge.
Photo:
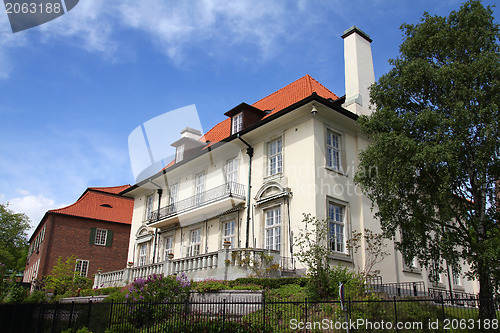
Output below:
[308,75,338,99]
[251,74,310,109]
[49,191,90,214]
[306,74,313,95]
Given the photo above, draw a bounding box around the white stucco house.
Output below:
[95,27,479,298]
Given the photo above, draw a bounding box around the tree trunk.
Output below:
[477,259,496,319]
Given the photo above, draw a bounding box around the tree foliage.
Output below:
[355,0,500,317]
[0,202,30,272]
[44,255,92,296]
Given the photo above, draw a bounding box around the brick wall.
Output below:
[40,214,130,279]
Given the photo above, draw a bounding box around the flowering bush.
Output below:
[125,273,191,303]
[122,273,191,328]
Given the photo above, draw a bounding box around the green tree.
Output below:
[355,0,499,318]
[0,202,30,272]
[44,255,92,296]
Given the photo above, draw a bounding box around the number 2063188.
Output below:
[5,2,62,14]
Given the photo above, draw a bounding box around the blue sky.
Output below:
[0,0,498,234]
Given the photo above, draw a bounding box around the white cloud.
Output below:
[6,191,66,235]
[0,1,323,75]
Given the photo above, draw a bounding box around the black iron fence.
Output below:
[1,296,498,333]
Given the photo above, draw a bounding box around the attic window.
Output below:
[232,112,243,134]
[100,204,112,208]
[176,144,184,162]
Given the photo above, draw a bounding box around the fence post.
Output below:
[68,301,75,329]
[184,298,189,331]
[262,291,266,332]
[108,300,114,330]
[393,296,399,333]
[50,302,59,333]
[223,299,226,332]
[86,300,93,330]
[305,298,308,332]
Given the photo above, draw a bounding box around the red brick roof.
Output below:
[50,187,133,225]
[201,75,338,144]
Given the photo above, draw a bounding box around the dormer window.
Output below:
[232,112,243,134]
[176,144,184,162]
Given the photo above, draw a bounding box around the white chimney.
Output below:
[341,26,375,116]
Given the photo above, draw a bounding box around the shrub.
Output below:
[232,277,307,289]
[24,290,47,303]
[193,279,227,293]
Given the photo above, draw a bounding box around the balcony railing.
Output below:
[149,182,246,223]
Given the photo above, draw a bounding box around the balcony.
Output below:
[94,248,280,288]
[148,182,246,228]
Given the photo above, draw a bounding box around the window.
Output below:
[194,172,206,205]
[138,243,147,266]
[225,157,238,184]
[222,220,235,248]
[164,236,173,260]
[328,202,345,253]
[268,138,282,176]
[232,112,243,134]
[265,207,281,251]
[146,194,154,219]
[89,228,113,246]
[326,130,341,171]
[95,228,108,246]
[452,270,461,286]
[169,183,178,206]
[403,257,420,272]
[190,229,201,256]
[176,144,185,162]
[75,259,89,277]
[430,260,442,283]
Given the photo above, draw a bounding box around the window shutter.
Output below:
[89,228,96,245]
[106,230,113,247]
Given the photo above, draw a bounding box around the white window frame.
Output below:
[138,243,148,266]
[146,194,154,220]
[176,144,184,162]
[328,202,345,253]
[190,229,201,256]
[163,236,173,260]
[452,270,461,286]
[232,112,243,134]
[265,206,281,251]
[222,220,235,249]
[225,157,238,184]
[169,183,178,206]
[268,138,283,176]
[194,171,206,205]
[94,228,108,246]
[326,130,342,171]
[75,259,89,277]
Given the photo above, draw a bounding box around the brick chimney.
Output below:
[341,26,375,116]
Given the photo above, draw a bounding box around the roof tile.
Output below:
[50,187,133,225]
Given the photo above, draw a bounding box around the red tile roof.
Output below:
[254,74,338,117]
[50,187,133,225]
[88,185,131,195]
[201,75,338,144]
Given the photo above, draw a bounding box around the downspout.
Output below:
[153,188,162,263]
[237,134,253,249]
[286,195,293,269]
[149,179,163,264]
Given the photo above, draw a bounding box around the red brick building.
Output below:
[23,185,133,286]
